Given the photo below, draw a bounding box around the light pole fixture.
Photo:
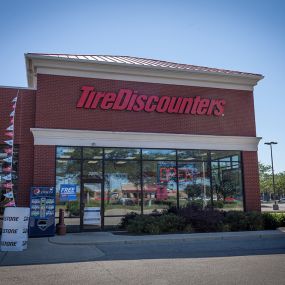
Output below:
[264,141,279,210]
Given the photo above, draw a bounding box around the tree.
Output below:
[185,184,201,200]
[276,172,285,197]
[259,162,272,196]
[218,181,236,201]
[259,163,285,199]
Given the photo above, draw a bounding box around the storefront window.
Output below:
[56,146,81,159]
[55,147,244,229]
[178,161,211,207]
[178,150,208,161]
[55,159,81,222]
[211,151,243,210]
[105,148,140,160]
[142,149,176,160]
[143,161,177,212]
[82,160,102,180]
[104,160,141,217]
[83,147,103,159]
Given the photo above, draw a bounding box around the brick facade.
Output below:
[35,74,257,137]
[0,73,261,211]
[242,151,261,211]
[33,145,55,187]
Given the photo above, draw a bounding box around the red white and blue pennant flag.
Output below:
[6,125,14,131]
[1,93,19,208]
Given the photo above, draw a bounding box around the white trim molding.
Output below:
[30,128,261,151]
[25,55,263,91]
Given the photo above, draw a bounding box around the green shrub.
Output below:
[221,224,231,232]
[67,201,80,216]
[262,212,285,230]
[212,200,224,209]
[183,224,194,233]
[224,211,264,231]
[144,222,161,235]
[156,214,186,233]
[187,200,204,209]
[126,213,186,234]
[126,215,156,234]
[153,200,176,208]
[124,207,281,234]
[120,212,139,229]
[245,212,264,231]
[175,204,225,232]
[224,211,247,231]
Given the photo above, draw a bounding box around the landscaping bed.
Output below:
[120,204,285,234]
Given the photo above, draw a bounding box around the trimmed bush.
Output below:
[245,212,264,231]
[157,214,186,233]
[224,211,264,231]
[175,203,225,232]
[262,212,285,230]
[122,204,285,234]
[120,212,139,229]
[126,213,186,234]
[184,224,194,233]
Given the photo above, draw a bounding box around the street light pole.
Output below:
[264,141,278,210]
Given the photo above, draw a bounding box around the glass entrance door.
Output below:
[81,181,103,231]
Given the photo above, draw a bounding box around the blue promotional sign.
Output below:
[29,187,56,237]
[59,184,77,201]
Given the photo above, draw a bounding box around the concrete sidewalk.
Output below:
[0,229,284,266]
[49,229,285,246]
[0,237,104,266]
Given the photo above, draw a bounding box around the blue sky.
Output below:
[0,0,284,172]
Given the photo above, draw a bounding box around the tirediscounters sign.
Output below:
[59,184,77,202]
[77,86,226,116]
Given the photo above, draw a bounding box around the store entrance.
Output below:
[80,179,103,231]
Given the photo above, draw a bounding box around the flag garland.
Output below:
[1,90,19,208]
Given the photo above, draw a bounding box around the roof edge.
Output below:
[25,53,264,90]
[0,85,36,90]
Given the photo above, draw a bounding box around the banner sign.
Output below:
[29,187,56,237]
[1,92,19,210]
[77,86,226,116]
[0,207,30,252]
[59,184,77,202]
[83,207,101,225]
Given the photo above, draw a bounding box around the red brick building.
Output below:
[0,54,263,230]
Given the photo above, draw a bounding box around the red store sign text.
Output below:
[77,86,225,116]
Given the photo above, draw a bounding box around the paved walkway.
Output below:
[49,229,285,245]
[0,229,284,266]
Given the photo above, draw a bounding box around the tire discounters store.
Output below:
[0,54,263,231]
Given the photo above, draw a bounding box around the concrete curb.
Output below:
[48,230,285,246]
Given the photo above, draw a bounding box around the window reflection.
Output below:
[105,148,140,160]
[55,147,245,226]
[211,150,240,162]
[211,151,243,210]
[83,148,103,159]
[56,160,81,220]
[143,161,177,212]
[82,160,102,180]
[178,162,210,207]
[178,150,208,161]
[142,149,176,160]
[56,147,81,159]
[104,161,141,215]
